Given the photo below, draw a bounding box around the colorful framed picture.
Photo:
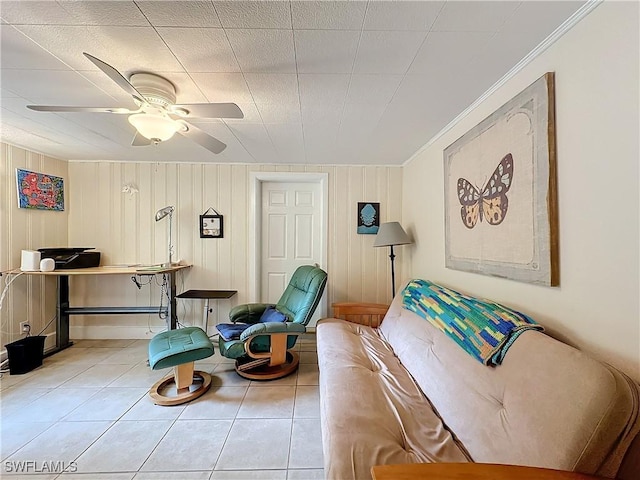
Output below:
[357,202,380,234]
[16,168,65,211]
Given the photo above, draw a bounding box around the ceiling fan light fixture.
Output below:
[128,113,178,142]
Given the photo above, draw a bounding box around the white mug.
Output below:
[40,258,55,272]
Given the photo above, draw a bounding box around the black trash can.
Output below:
[5,335,46,375]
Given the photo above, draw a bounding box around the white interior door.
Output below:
[261,181,324,326]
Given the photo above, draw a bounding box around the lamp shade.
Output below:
[128,113,178,142]
[373,222,412,247]
[155,205,174,221]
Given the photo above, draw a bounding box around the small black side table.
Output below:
[176,289,237,334]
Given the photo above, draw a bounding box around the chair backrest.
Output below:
[276,265,327,325]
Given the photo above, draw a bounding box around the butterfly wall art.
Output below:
[457,153,513,229]
[444,72,558,286]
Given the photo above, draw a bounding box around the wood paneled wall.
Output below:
[1,143,68,348]
[65,161,403,338]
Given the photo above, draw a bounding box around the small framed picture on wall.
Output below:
[200,209,223,238]
[357,202,380,234]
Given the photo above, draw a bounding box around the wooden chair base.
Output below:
[149,370,212,406]
[235,351,300,380]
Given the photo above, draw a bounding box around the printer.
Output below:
[38,247,101,269]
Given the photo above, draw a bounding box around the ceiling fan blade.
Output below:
[177,121,227,154]
[171,103,243,119]
[131,132,151,146]
[27,105,133,114]
[83,52,146,104]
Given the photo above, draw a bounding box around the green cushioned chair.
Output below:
[219,265,327,380]
[148,326,214,406]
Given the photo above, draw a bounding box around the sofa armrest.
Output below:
[331,302,389,328]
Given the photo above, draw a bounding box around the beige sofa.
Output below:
[317,280,640,480]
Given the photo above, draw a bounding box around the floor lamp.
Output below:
[373,222,412,298]
[155,206,175,267]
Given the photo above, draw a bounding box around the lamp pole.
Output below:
[389,245,396,298]
[373,222,412,300]
[168,209,173,266]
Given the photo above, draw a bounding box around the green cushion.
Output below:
[276,265,327,325]
[148,326,214,370]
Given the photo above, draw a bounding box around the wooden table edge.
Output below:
[370,463,608,480]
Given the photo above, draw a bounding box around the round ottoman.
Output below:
[148,326,214,406]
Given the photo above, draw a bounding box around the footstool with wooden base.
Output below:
[148,326,214,406]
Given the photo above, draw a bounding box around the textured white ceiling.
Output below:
[0,0,586,165]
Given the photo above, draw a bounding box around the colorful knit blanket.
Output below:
[402,279,543,366]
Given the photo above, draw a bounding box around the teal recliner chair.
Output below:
[218,265,327,380]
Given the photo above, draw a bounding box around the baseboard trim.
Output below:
[70,325,166,340]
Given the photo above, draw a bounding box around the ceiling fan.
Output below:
[27,53,243,154]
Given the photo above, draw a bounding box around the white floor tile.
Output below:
[17,363,90,389]
[58,474,135,479]
[60,364,134,388]
[1,474,58,479]
[287,469,325,480]
[63,387,147,421]
[250,371,298,387]
[194,359,218,372]
[299,351,318,364]
[98,348,149,365]
[121,395,186,421]
[134,472,210,479]
[293,386,320,418]
[0,371,34,389]
[215,419,292,470]
[141,419,233,471]
[74,420,173,473]
[237,386,295,419]
[0,386,53,412]
[211,365,252,387]
[210,471,287,480]
[288,419,324,469]
[0,421,54,461]
[49,347,125,365]
[179,386,248,420]
[43,347,92,364]
[4,388,101,423]
[108,364,168,388]
[296,364,319,386]
[72,339,137,348]
[5,420,112,465]
[0,336,323,475]
[298,344,317,353]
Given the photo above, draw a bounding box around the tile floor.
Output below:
[0,336,324,479]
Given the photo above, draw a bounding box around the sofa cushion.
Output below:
[379,283,640,477]
[317,318,469,480]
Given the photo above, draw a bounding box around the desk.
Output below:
[370,463,606,480]
[2,265,190,356]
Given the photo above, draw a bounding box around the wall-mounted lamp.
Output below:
[155,206,175,266]
[122,183,138,197]
[373,222,413,298]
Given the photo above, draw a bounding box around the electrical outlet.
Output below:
[20,321,30,333]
